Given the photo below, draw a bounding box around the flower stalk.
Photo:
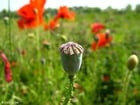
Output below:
[63,75,74,105]
[121,70,132,105]
[60,42,84,105]
[60,42,84,75]
[118,54,139,105]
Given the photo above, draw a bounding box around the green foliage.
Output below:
[135,4,140,13]
[0,7,140,105]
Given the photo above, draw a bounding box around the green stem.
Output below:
[34,12,43,104]
[8,0,12,56]
[3,83,10,102]
[63,75,74,105]
[120,70,132,105]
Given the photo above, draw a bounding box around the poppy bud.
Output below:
[60,42,84,75]
[3,16,9,25]
[0,52,12,83]
[5,63,12,82]
[42,40,51,49]
[127,54,139,70]
[60,35,68,41]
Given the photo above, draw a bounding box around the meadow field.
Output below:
[0,6,140,105]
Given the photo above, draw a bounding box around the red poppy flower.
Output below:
[91,23,105,34]
[0,52,12,83]
[54,6,75,20]
[102,74,110,82]
[17,0,46,29]
[91,32,112,51]
[44,19,60,30]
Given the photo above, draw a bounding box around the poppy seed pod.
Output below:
[60,42,84,75]
[127,54,139,70]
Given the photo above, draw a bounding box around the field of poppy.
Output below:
[1,1,140,105]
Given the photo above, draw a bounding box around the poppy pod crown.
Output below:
[60,42,84,55]
[60,42,84,75]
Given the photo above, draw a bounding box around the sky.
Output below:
[1,0,140,11]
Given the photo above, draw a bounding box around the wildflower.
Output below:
[127,54,139,70]
[54,6,75,21]
[44,19,60,30]
[60,42,84,75]
[0,52,12,83]
[17,0,46,29]
[91,22,105,34]
[91,31,112,51]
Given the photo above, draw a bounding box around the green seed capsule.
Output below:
[60,42,84,75]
